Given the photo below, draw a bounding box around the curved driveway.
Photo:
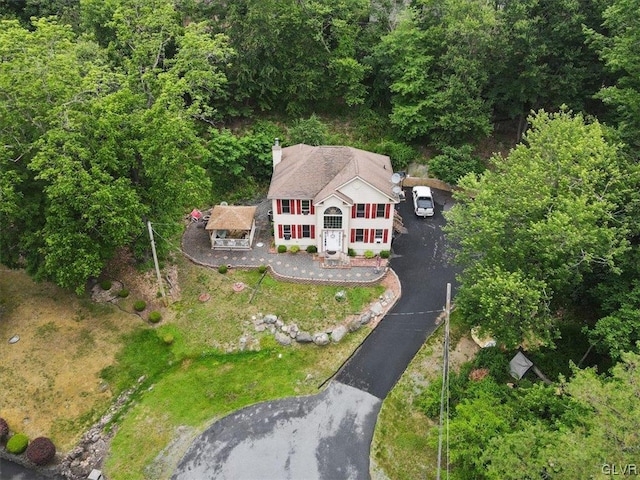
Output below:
[172,189,457,479]
[336,188,457,398]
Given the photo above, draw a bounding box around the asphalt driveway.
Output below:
[172,188,457,479]
[335,188,458,398]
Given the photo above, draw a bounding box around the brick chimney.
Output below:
[272,138,282,169]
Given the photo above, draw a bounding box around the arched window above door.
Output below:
[323,207,342,229]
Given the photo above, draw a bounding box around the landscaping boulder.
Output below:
[264,314,278,324]
[360,312,372,325]
[313,332,330,346]
[295,331,313,343]
[370,302,384,316]
[331,325,348,343]
[347,318,362,333]
[275,331,292,346]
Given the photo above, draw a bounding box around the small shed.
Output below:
[205,205,257,250]
[509,351,534,380]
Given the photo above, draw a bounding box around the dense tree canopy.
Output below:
[445,110,630,348]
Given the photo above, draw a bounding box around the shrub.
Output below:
[306,245,317,254]
[364,250,375,259]
[100,280,112,290]
[117,289,130,298]
[218,264,228,274]
[161,334,174,345]
[380,250,390,259]
[288,114,329,146]
[0,417,8,440]
[6,433,29,454]
[347,248,356,257]
[133,300,147,312]
[289,245,300,254]
[258,265,267,274]
[428,144,486,185]
[26,437,56,465]
[277,245,287,254]
[148,311,162,323]
[374,140,417,171]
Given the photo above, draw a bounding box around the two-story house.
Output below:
[267,141,399,260]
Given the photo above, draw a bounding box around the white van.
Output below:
[412,186,434,217]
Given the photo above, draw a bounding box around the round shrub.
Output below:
[148,311,162,323]
[218,264,228,274]
[100,280,112,290]
[117,289,130,298]
[26,437,56,466]
[347,248,356,257]
[0,417,9,440]
[162,334,174,345]
[428,144,486,185]
[133,300,147,312]
[258,265,267,274]
[306,245,317,254]
[289,245,300,254]
[364,250,375,259]
[7,433,29,454]
[380,250,390,259]
[277,245,287,254]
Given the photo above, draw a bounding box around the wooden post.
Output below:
[147,220,167,306]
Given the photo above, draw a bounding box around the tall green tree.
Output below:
[371,0,494,145]
[0,18,107,268]
[1,13,219,292]
[488,0,605,138]
[222,0,372,115]
[586,0,640,149]
[481,352,640,479]
[445,110,628,347]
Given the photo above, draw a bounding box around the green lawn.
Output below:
[103,260,383,479]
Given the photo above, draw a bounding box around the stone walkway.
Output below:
[181,207,388,286]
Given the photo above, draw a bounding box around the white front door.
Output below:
[323,230,343,253]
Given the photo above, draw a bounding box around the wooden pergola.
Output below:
[205,205,257,250]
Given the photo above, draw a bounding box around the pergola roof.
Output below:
[205,205,257,231]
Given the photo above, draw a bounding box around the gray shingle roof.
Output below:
[267,145,395,203]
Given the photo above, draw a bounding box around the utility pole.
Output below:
[436,282,451,480]
[147,220,167,306]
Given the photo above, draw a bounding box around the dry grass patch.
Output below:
[0,269,140,451]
